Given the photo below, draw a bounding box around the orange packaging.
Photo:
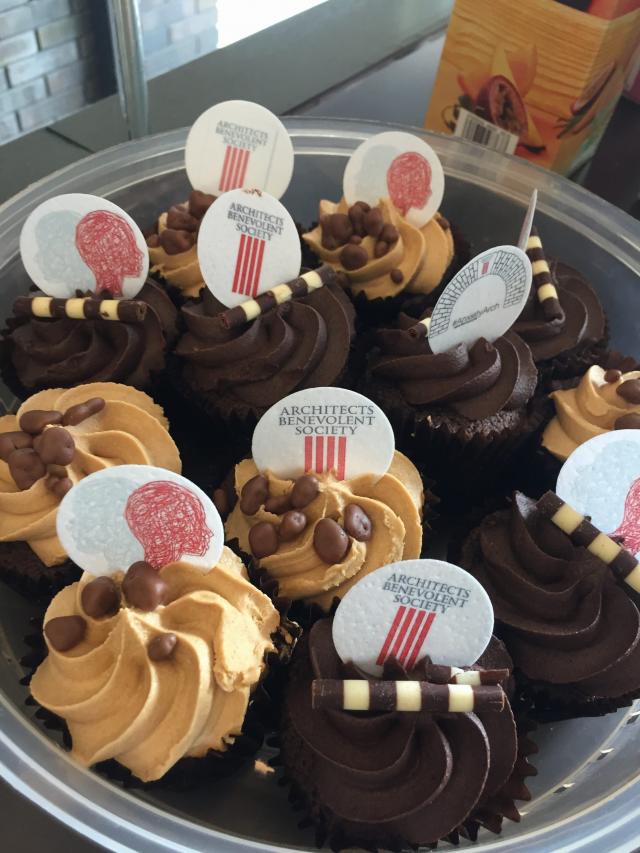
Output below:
[425,0,640,174]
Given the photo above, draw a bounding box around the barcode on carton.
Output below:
[454,108,519,155]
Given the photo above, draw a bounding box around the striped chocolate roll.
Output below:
[13,296,147,323]
[422,661,508,686]
[536,491,640,593]
[526,228,564,322]
[311,679,505,713]
[408,315,431,339]
[219,264,337,329]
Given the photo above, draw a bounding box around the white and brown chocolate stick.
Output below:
[312,679,505,713]
[526,228,564,322]
[13,295,147,323]
[423,661,509,686]
[536,491,640,593]
[408,315,431,339]
[219,264,337,329]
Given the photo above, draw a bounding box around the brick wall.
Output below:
[0,0,218,144]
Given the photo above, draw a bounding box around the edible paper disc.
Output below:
[57,465,224,575]
[185,100,294,198]
[332,560,494,677]
[252,387,395,482]
[343,131,445,227]
[557,430,640,559]
[197,188,301,308]
[20,193,149,299]
[428,245,532,354]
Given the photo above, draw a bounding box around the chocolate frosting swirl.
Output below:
[370,313,537,420]
[513,260,605,363]
[461,492,640,698]
[282,619,520,847]
[3,280,177,392]
[176,282,355,415]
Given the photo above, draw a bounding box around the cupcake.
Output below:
[279,618,536,849]
[513,228,607,386]
[30,546,284,784]
[173,269,356,437]
[146,190,216,302]
[302,198,456,316]
[363,311,548,501]
[1,279,177,397]
[460,491,640,718]
[224,450,423,614]
[0,383,181,595]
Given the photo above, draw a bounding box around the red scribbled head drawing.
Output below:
[612,477,640,556]
[386,152,432,217]
[124,480,213,570]
[75,210,143,297]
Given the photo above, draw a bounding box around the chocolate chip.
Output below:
[264,493,292,514]
[146,234,160,248]
[344,504,372,541]
[188,189,216,219]
[291,474,320,508]
[62,397,105,426]
[313,518,350,563]
[44,615,86,652]
[122,561,168,611]
[248,522,279,558]
[81,576,120,619]
[340,243,368,271]
[390,269,404,284]
[349,234,362,244]
[9,448,46,489]
[240,474,269,515]
[0,431,32,462]
[279,510,307,541]
[148,633,178,661]
[46,475,73,498]
[348,203,367,237]
[380,223,399,244]
[33,427,75,465]
[374,240,389,258]
[19,410,62,435]
[321,233,338,250]
[166,204,199,232]
[325,213,353,245]
[617,379,640,404]
[352,201,370,213]
[159,228,194,255]
[604,369,622,383]
[363,207,384,239]
[615,413,640,430]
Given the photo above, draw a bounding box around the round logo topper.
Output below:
[197,188,301,308]
[343,131,445,227]
[332,560,494,677]
[185,100,294,199]
[557,430,640,560]
[56,465,224,576]
[252,387,395,482]
[428,245,532,355]
[20,194,149,299]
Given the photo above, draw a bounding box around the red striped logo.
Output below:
[231,234,266,297]
[376,606,436,670]
[304,435,347,479]
[481,259,490,275]
[219,145,251,192]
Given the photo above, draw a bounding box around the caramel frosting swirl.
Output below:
[303,198,454,301]
[542,366,640,461]
[30,548,279,782]
[225,451,423,610]
[461,492,640,698]
[0,384,181,566]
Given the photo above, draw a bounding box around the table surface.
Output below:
[2,23,640,853]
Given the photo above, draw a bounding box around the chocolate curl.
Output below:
[408,316,431,339]
[420,661,508,686]
[13,296,148,323]
[526,228,564,322]
[219,264,336,330]
[311,679,505,713]
[536,491,640,594]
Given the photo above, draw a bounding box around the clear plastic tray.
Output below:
[0,117,639,852]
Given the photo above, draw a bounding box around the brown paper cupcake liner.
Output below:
[0,541,81,600]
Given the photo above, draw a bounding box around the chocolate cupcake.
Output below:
[173,269,356,437]
[1,279,177,398]
[0,383,181,595]
[460,491,640,719]
[146,190,216,302]
[30,546,289,784]
[363,311,549,501]
[279,619,536,850]
[224,450,423,615]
